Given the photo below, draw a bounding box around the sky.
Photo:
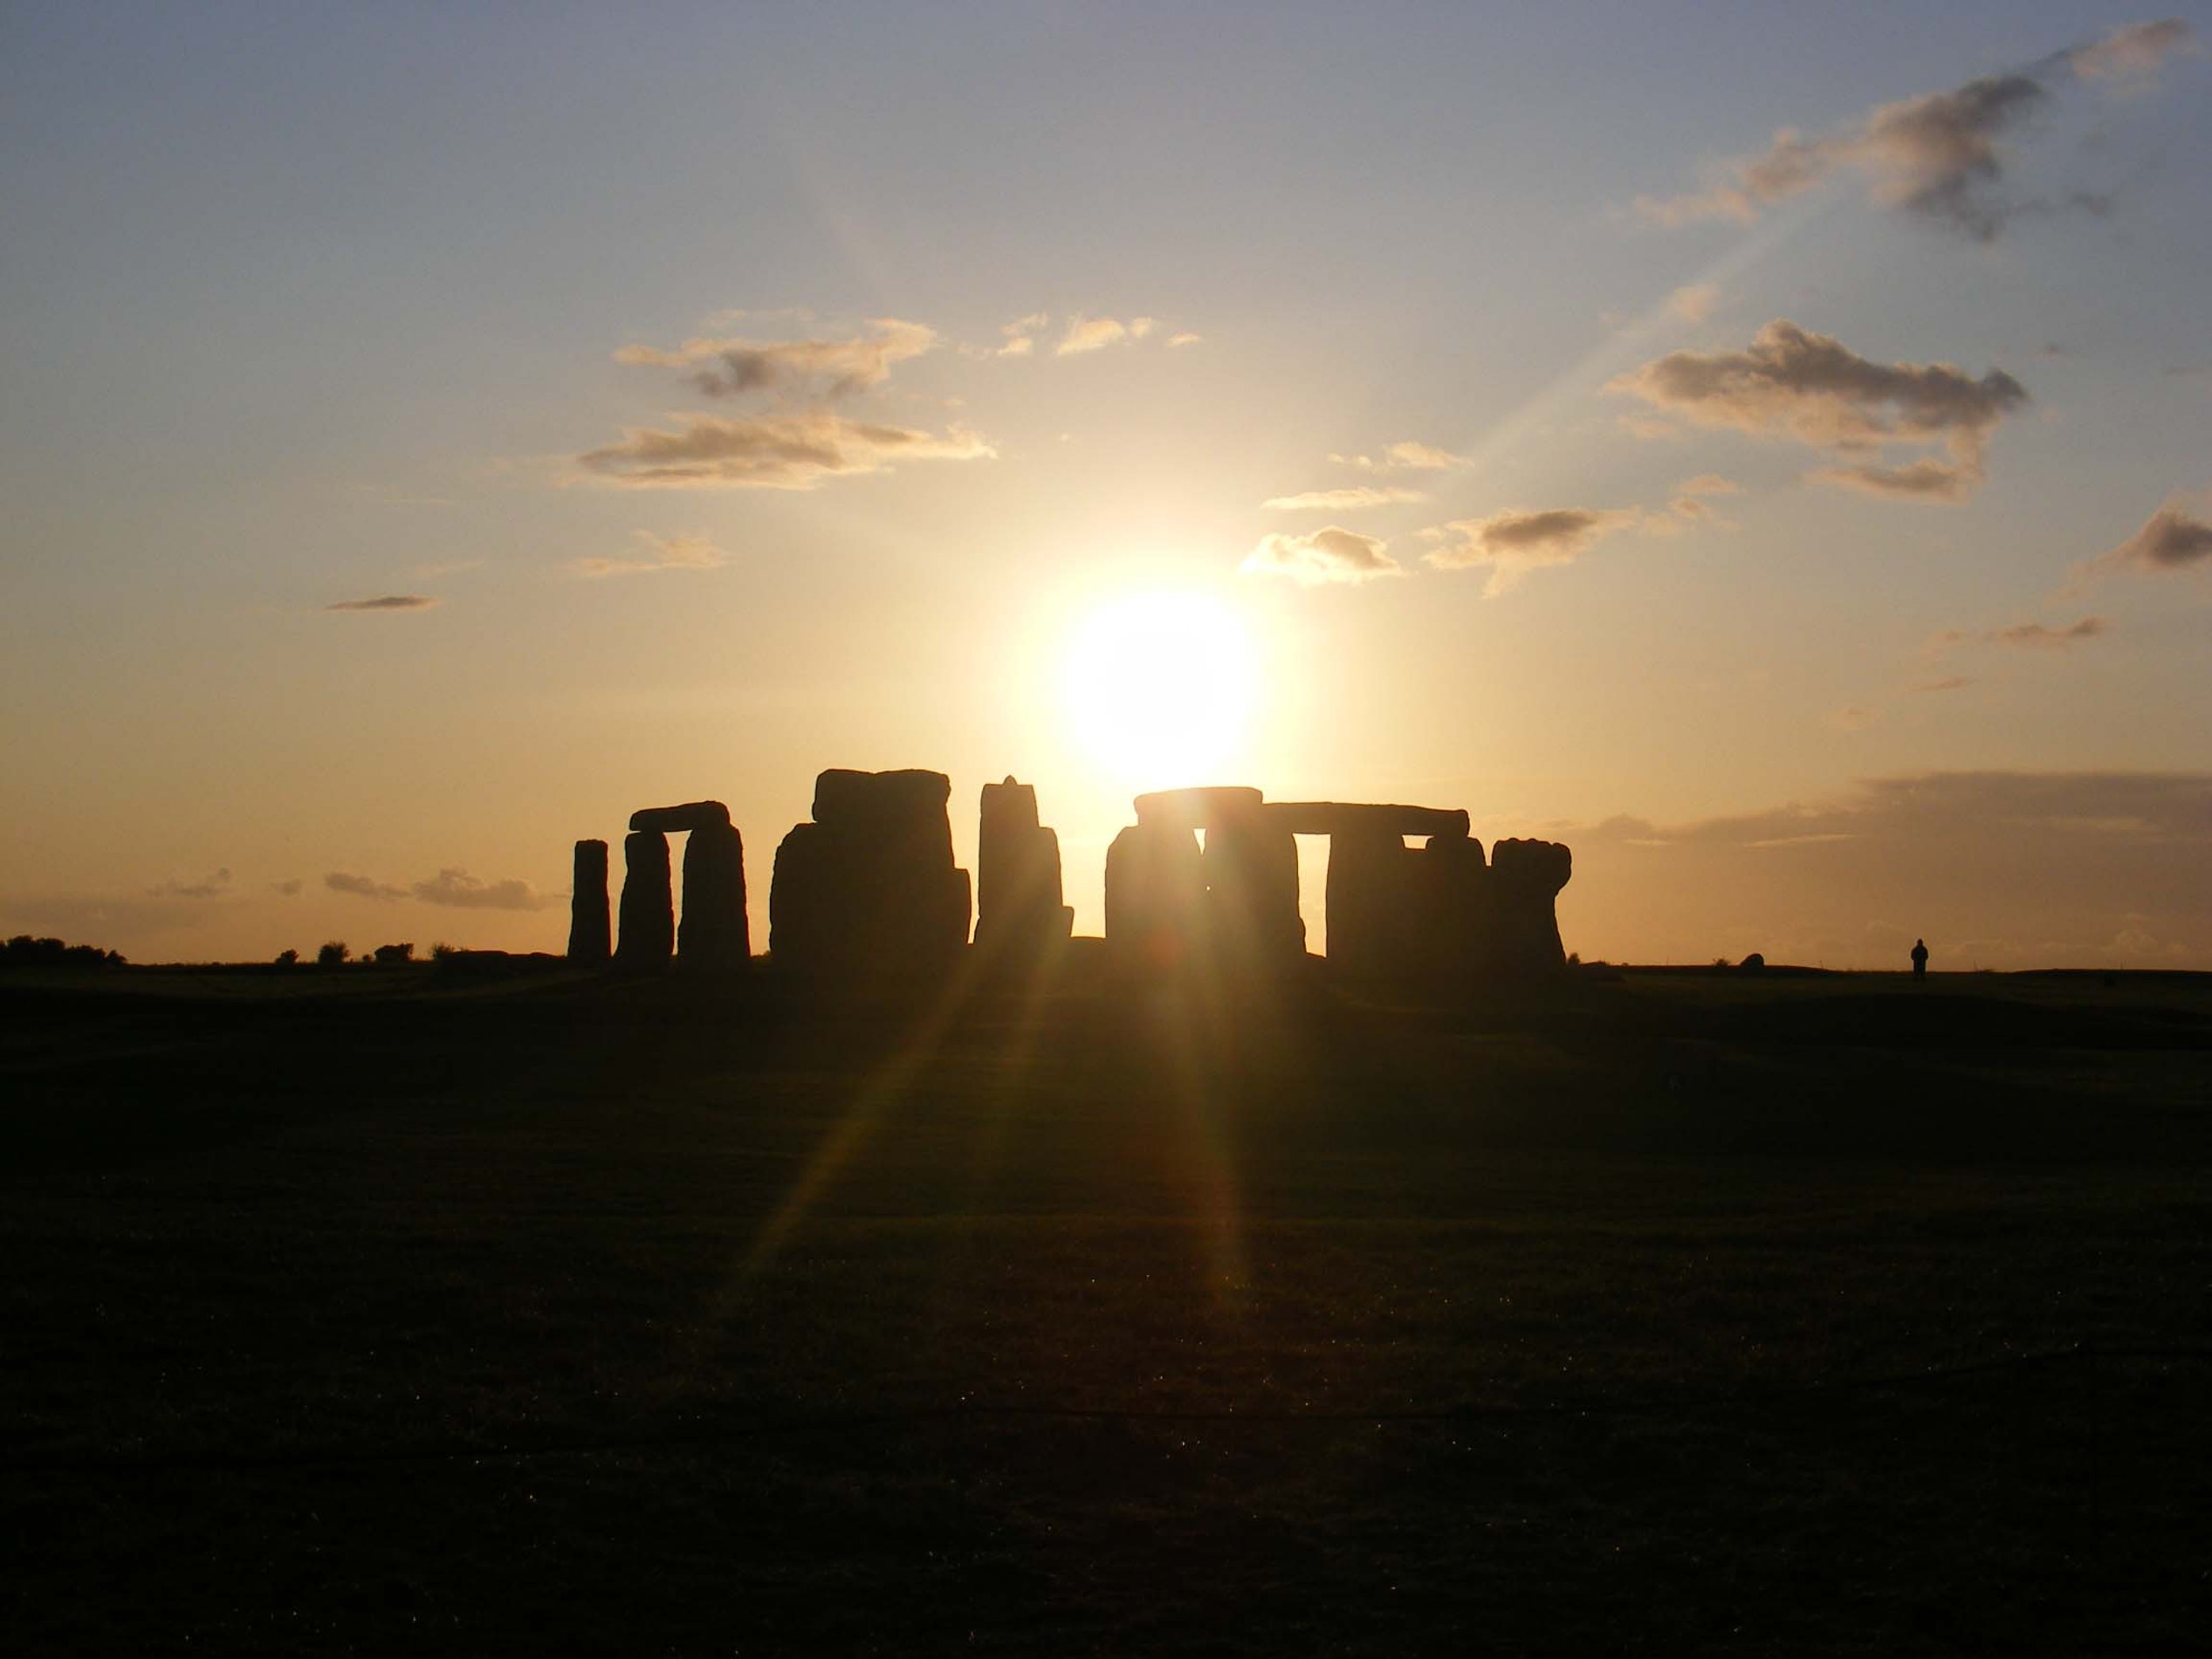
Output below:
[2,2,2208,969]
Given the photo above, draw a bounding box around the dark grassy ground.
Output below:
[3,960,2209,1655]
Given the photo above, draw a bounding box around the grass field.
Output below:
[3,961,2209,1654]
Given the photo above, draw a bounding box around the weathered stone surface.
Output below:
[974,777,1072,962]
[1487,837,1571,972]
[615,830,674,966]
[677,820,749,966]
[769,769,970,976]
[567,839,611,965]
[1133,786,1265,830]
[629,800,731,834]
[1266,802,1470,840]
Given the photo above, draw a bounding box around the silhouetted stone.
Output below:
[1322,824,1419,978]
[1134,786,1265,830]
[975,777,1072,964]
[1199,797,1304,967]
[616,830,674,967]
[769,769,970,976]
[1487,837,1572,973]
[629,800,731,834]
[1419,831,1491,976]
[1105,820,1205,972]
[1739,951,1766,972]
[568,840,611,965]
[677,820,749,966]
[1265,802,1470,840]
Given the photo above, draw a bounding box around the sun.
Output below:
[1061,591,1255,789]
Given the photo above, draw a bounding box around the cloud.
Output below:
[995,312,1048,357]
[1422,506,1638,594]
[614,318,935,400]
[2103,503,2212,572]
[271,879,303,898]
[574,531,730,579]
[577,411,994,490]
[1261,485,1430,511]
[1332,440,1471,473]
[411,869,553,911]
[1130,317,1158,339]
[1610,319,2026,502]
[1910,675,1976,694]
[1055,315,1130,355]
[2066,17,2200,82]
[1636,22,2196,239]
[1661,472,1742,526]
[1167,332,1203,348]
[148,868,232,901]
[326,594,437,613]
[1666,283,1721,323]
[1240,526,1403,586]
[1990,617,2109,648]
[326,872,408,901]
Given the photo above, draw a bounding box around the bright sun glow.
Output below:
[1061,591,1255,788]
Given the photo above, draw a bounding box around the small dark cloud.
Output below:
[271,879,303,898]
[148,867,232,900]
[1611,319,2025,502]
[1910,675,1976,693]
[326,594,438,613]
[2106,504,2212,572]
[325,872,407,901]
[615,318,935,401]
[1240,526,1402,586]
[577,412,993,490]
[1423,506,1637,594]
[411,869,553,911]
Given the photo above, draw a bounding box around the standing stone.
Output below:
[1199,799,1304,968]
[616,830,674,967]
[1419,831,1490,976]
[975,777,1073,963]
[677,820,749,966]
[1487,838,1571,973]
[1104,820,1206,973]
[768,769,970,977]
[1324,824,1418,978]
[568,840,611,965]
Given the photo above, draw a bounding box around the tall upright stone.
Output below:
[1104,821,1206,972]
[677,821,750,966]
[1199,798,1303,967]
[616,830,674,967]
[567,839,611,965]
[1487,838,1571,972]
[975,777,1072,965]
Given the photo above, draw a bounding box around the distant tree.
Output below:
[275,948,299,967]
[430,941,460,962]
[372,942,415,965]
[2,935,122,968]
[317,941,350,967]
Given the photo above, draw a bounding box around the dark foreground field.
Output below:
[3,961,2209,1655]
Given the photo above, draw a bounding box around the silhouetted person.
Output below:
[1911,938,1928,979]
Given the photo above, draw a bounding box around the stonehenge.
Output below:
[974,777,1073,965]
[770,769,971,976]
[568,840,611,965]
[567,771,1572,986]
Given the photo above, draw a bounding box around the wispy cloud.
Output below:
[148,867,232,901]
[1636,20,2197,239]
[1056,315,1130,355]
[1261,485,1429,511]
[271,879,303,898]
[1331,440,1471,473]
[1422,506,1638,595]
[574,531,730,579]
[411,868,554,911]
[326,871,408,901]
[326,594,438,613]
[577,411,993,490]
[1240,526,1403,586]
[2101,502,2212,572]
[1666,283,1722,323]
[1990,617,2109,648]
[1611,319,2026,503]
[995,312,1048,356]
[614,318,936,400]
[1910,675,1976,694]
[1166,331,1203,348]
